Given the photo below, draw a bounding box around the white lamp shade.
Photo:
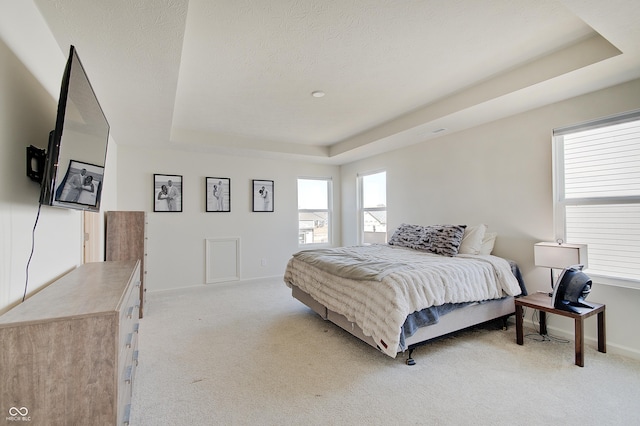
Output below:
[534,242,588,269]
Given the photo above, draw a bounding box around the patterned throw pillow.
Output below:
[389,223,467,256]
[419,224,467,257]
[388,223,427,250]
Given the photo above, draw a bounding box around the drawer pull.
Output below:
[124,365,133,384]
[127,307,134,319]
[134,323,139,333]
[122,403,131,425]
[125,333,133,348]
[133,350,139,366]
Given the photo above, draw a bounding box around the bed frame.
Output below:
[291,284,515,364]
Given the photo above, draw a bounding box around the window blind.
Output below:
[555,110,640,284]
[563,120,640,199]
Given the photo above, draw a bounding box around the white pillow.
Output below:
[478,232,497,255]
[458,224,487,255]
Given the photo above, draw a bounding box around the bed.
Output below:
[283,223,527,364]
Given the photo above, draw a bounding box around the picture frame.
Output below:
[154,174,183,212]
[53,159,104,207]
[252,179,274,212]
[206,177,231,212]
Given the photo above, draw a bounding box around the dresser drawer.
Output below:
[117,339,138,425]
[118,274,140,325]
[116,263,141,425]
[118,272,140,357]
[119,306,139,355]
[118,369,133,425]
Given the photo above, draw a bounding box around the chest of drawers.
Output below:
[0,260,141,425]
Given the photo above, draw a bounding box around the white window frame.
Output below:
[553,109,640,290]
[297,177,332,247]
[357,170,387,245]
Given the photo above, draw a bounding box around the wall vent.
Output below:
[205,237,240,284]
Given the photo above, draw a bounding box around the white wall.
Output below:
[341,78,640,359]
[0,4,118,314]
[0,39,73,311]
[0,36,77,313]
[115,145,340,291]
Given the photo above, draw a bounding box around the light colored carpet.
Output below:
[130,278,640,426]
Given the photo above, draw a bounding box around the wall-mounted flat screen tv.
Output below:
[39,45,109,212]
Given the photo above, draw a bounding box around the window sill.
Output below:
[588,272,640,291]
[298,243,332,249]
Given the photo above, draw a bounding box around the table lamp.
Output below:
[534,240,588,293]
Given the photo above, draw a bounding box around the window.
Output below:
[298,178,331,245]
[358,171,387,244]
[553,109,640,286]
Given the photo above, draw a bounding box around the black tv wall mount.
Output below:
[27,145,46,183]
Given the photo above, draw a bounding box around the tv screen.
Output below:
[39,45,109,212]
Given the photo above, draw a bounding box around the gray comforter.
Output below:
[285,244,523,357]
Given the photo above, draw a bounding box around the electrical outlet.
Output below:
[260,258,267,266]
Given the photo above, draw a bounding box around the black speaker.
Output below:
[551,265,592,313]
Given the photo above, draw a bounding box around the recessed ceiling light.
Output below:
[311,90,325,98]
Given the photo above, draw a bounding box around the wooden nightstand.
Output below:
[515,292,606,367]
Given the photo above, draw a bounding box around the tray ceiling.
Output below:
[31,0,640,164]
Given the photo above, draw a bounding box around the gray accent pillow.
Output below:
[388,223,426,250]
[389,223,467,257]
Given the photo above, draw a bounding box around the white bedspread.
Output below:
[284,245,522,358]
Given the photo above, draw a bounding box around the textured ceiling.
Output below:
[32,0,640,164]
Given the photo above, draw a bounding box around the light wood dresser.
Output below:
[0,260,141,425]
[106,211,147,318]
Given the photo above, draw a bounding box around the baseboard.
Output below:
[147,275,284,294]
[520,315,640,361]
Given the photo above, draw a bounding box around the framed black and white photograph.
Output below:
[206,177,231,212]
[53,159,104,207]
[252,179,274,212]
[154,174,183,212]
